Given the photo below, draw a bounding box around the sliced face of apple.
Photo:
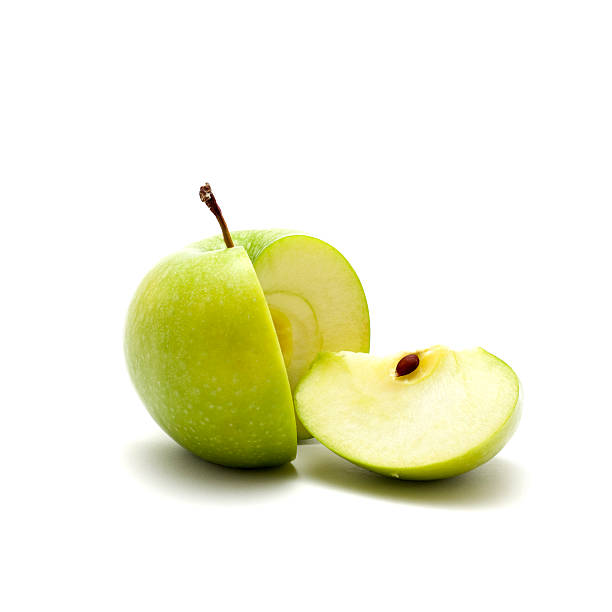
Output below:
[294,346,520,479]
[192,231,370,439]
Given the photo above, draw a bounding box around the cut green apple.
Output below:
[192,230,370,438]
[295,346,520,479]
[125,184,370,468]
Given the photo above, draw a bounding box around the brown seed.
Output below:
[396,353,420,377]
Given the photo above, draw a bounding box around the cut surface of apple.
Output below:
[192,230,370,438]
[295,346,520,479]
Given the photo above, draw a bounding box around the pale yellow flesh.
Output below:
[267,293,321,389]
[253,235,370,439]
[295,347,520,479]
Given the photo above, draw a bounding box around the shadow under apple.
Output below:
[126,436,524,509]
[125,437,298,502]
[295,443,525,508]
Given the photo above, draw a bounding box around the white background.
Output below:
[2,1,611,610]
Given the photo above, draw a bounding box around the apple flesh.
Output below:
[125,246,297,468]
[294,346,520,479]
[192,230,370,438]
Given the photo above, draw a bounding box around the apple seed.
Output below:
[396,353,420,377]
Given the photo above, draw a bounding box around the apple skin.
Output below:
[192,229,300,262]
[192,230,370,439]
[125,246,297,468]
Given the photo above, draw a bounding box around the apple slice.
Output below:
[294,346,521,479]
[192,230,370,438]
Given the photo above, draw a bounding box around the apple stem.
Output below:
[200,183,235,248]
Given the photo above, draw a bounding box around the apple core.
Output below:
[394,346,447,384]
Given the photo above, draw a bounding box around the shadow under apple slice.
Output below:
[295,443,525,508]
[124,437,298,502]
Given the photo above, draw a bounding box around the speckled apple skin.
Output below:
[125,246,297,467]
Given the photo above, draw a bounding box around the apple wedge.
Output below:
[192,230,370,438]
[294,346,520,479]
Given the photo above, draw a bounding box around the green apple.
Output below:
[191,230,370,438]
[294,346,520,479]
[125,184,369,467]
